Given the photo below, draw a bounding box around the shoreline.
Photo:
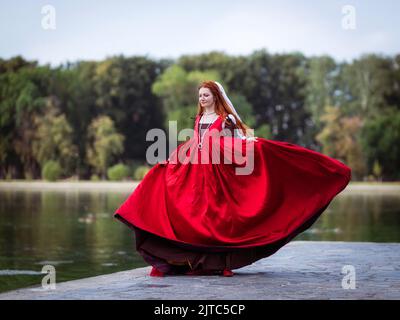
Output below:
[0,180,140,192]
[0,180,400,192]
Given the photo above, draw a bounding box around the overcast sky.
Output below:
[1,0,399,66]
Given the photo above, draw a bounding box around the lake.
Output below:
[0,183,399,293]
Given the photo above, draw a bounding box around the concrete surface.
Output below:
[0,241,399,300]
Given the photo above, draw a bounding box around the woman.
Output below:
[114,81,352,277]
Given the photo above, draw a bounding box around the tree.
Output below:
[152,65,220,132]
[233,50,312,146]
[93,55,166,160]
[339,54,393,119]
[316,105,367,180]
[360,108,400,180]
[32,97,79,178]
[86,115,125,179]
[304,56,338,131]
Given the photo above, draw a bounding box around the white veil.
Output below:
[214,81,248,139]
[214,81,242,123]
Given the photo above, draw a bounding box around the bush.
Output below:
[126,160,142,178]
[107,163,131,181]
[42,160,62,181]
[25,172,34,180]
[134,165,151,180]
[255,124,271,139]
[90,174,100,181]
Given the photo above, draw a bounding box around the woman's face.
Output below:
[198,87,215,108]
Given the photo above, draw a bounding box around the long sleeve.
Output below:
[221,120,246,139]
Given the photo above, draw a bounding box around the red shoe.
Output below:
[149,266,164,277]
[222,269,234,277]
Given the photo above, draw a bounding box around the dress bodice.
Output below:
[196,113,236,131]
[197,114,221,137]
[195,114,237,139]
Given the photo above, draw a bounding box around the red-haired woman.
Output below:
[114,81,351,277]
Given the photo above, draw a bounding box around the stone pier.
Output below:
[1,241,399,300]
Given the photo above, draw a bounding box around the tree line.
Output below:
[1,50,399,181]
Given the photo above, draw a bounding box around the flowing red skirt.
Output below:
[114,116,351,274]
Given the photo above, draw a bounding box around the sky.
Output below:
[1,0,399,66]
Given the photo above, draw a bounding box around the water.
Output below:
[0,190,145,294]
[0,187,399,293]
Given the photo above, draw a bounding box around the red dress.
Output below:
[114,114,351,274]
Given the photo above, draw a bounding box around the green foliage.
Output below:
[372,160,382,180]
[151,64,258,134]
[167,107,197,135]
[86,115,125,179]
[42,160,62,181]
[152,64,220,113]
[228,94,256,129]
[178,51,232,73]
[316,106,367,179]
[107,163,131,181]
[340,54,393,119]
[227,49,311,145]
[304,56,337,131]
[134,165,151,180]
[92,56,166,159]
[90,174,100,181]
[32,99,78,176]
[360,108,400,180]
[1,53,400,181]
[255,124,272,139]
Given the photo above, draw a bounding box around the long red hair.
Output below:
[197,81,249,136]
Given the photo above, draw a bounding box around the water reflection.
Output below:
[0,188,399,293]
[0,190,146,293]
[297,193,400,242]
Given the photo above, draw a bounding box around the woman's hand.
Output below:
[224,116,235,129]
[246,136,258,142]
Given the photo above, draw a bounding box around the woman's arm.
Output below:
[222,115,258,142]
